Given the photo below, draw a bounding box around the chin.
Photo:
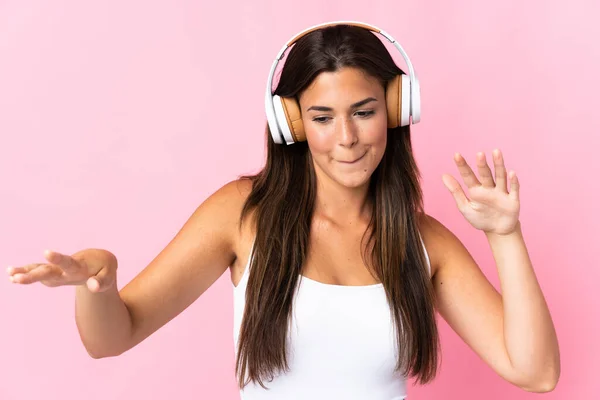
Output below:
[332,173,372,189]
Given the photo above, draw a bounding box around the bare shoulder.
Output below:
[416,212,464,279]
[117,178,253,353]
[417,211,485,281]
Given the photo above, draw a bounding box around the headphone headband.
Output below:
[265,20,421,145]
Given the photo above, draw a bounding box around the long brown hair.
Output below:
[235,24,439,389]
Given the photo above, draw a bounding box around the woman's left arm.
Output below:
[431,149,560,392]
[484,220,560,390]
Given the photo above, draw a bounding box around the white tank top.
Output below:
[233,235,431,400]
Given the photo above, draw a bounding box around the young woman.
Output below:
[6,21,560,399]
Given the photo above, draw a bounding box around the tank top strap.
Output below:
[417,230,431,277]
[237,236,256,288]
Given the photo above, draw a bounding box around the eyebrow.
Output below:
[306,97,378,112]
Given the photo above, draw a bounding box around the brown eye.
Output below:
[356,110,375,117]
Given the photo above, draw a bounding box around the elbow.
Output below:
[85,348,124,359]
[520,368,560,393]
[86,349,105,359]
[77,325,133,359]
[83,343,126,359]
[523,379,558,393]
[84,347,111,359]
[83,343,105,359]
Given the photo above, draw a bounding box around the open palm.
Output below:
[442,149,520,236]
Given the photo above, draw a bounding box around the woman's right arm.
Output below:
[10,179,248,358]
[74,257,133,358]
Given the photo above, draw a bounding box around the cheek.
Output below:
[306,129,336,156]
[365,127,387,154]
[365,130,387,166]
[373,117,388,143]
[357,116,388,147]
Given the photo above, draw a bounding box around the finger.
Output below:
[44,250,81,274]
[7,263,44,276]
[509,170,520,201]
[7,263,47,283]
[442,174,470,211]
[87,266,115,293]
[454,153,481,189]
[10,264,62,285]
[493,149,508,193]
[476,152,495,188]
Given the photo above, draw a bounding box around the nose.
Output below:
[337,116,358,148]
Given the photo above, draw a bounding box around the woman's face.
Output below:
[298,67,388,189]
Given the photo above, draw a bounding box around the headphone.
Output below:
[264,20,421,146]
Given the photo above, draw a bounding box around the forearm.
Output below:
[74,255,133,358]
[486,221,560,388]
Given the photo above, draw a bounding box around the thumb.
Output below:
[442,174,469,210]
[86,267,115,293]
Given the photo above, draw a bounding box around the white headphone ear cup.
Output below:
[411,77,421,124]
[273,95,295,145]
[400,75,411,127]
[269,95,285,144]
[264,89,283,144]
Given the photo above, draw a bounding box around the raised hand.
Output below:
[442,149,520,236]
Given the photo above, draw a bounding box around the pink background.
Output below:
[1,1,598,399]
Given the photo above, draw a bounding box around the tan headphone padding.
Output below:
[281,96,306,142]
[385,74,402,129]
